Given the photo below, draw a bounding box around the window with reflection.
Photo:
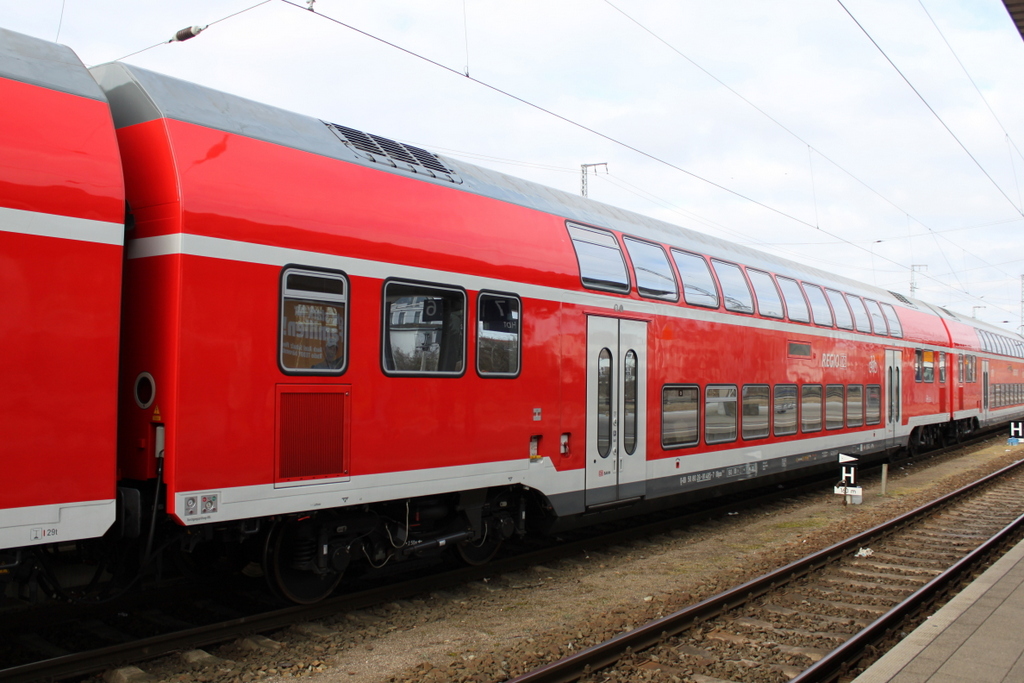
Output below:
[864,299,888,335]
[711,260,754,314]
[597,349,613,457]
[280,268,348,374]
[623,350,638,454]
[866,385,881,425]
[847,385,863,427]
[383,281,465,375]
[802,284,833,327]
[848,295,872,333]
[705,385,738,444]
[747,270,785,319]
[671,250,719,308]
[567,223,630,293]
[477,292,520,377]
[742,385,770,439]
[624,238,678,301]
[825,289,853,330]
[801,384,822,432]
[826,384,845,429]
[773,384,798,436]
[662,385,699,448]
[776,277,810,323]
[880,303,903,337]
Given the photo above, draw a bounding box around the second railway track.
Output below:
[511,453,1024,683]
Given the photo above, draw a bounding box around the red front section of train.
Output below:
[0,37,124,551]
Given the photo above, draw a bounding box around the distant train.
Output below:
[3,26,1023,604]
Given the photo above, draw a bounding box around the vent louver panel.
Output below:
[325,122,462,184]
[277,390,347,481]
[888,291,917,307]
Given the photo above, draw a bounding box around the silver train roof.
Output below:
[89,62,1019,339]
[0,27,107,101]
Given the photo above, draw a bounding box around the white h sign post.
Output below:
[835,453,863,505]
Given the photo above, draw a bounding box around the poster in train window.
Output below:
[280,268,348,373]
[383,281,465,375]
[477,292,521,377]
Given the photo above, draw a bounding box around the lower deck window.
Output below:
[866,384,881,425]
[705,385,738,444]
[280,268,348,374]
[773,384,798,436]
[477,292,521,377]
[826,384,844,429]
[662,385,699,448]
[383,281,465,375]
[802,385,822,432]
[742,385,769,439]
[847,385,863,427]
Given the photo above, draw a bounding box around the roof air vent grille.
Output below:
[888,291,917,308]
[324,122,462,184]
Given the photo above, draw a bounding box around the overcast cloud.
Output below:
[5,0,1024,329]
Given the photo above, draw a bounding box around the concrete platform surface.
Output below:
[852,534,1024,683]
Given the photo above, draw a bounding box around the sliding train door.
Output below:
[885,349,902,446]
[585,316,647,508]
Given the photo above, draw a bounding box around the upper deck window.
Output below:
[711,260,754,314]
[776,277,810,323]
[802,284,833,327]
[864,299,888,335]
[623,237,678,301]
[880,303,903,337]
[848,295,872,333]
[671,250,719,308]
[825,289,854,330]
[280,268,348,374]
[747,270,785,319]
[567,223,630,294]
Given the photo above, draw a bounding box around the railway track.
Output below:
[508,455,1024,683]
[0,436,1003,682]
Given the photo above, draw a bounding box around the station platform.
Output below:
[852,534,1024,683]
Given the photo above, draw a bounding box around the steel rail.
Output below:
[505,456,1024,683]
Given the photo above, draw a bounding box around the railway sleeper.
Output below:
[731,616,851,642]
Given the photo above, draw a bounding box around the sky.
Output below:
[4,0,1024,332]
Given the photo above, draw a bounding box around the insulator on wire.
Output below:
[170,25,207,43]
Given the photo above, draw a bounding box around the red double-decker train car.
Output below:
[3,27,1024,602]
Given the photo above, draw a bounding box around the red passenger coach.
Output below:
[0,30,123,552]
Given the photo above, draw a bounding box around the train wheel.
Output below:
[263,520,341,604]
[456,531,502,566]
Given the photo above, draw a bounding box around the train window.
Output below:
[825,384,844,429]
[623,350,638,455]
[567,223,631,294]
[747,270,785,319]
[705,385,738,444]
[938,352,946,383]
[866,385,881,425]
[741,385,770,439]
[711,260,754,314]
[922,350,934,382]
[847,385,863,427]
[863,299,888,335]
[958,354,964,383]
[477,292,521,377]
[662,385,699,448]
[773,384,798,436]
[382,281,465,375]
[914,350,922,382]
[671,250,720,308]
[279,267,348,374]
[880,303,903,337]
[848,295,872,333]
[597,349,613,457]
[776,277,810,323]
[623,238,678,301]
[802,284,834,327]
[825,289,854,330]
[801,385,822,432]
